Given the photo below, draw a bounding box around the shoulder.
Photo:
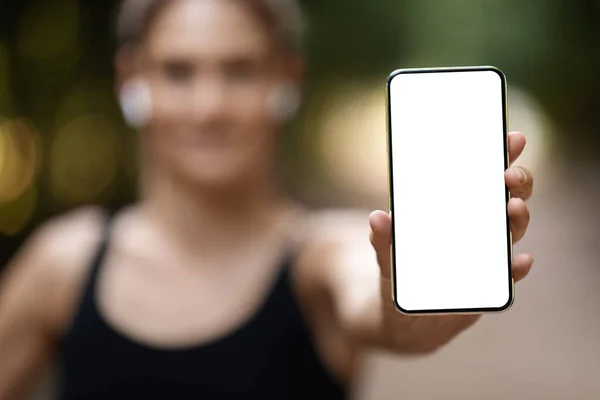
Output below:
[293,208,376,291]
[300,208,374,266]
[25,206,107,276]
[1,206,109,334]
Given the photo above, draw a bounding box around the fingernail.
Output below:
[514,168,526,183]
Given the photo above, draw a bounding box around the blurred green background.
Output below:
[1,0,599,263]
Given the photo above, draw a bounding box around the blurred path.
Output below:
[356,162,600,400]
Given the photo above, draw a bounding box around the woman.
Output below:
[0,0,535,399]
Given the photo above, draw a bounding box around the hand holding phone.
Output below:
[386,66,513,315]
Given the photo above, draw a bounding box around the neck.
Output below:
[138,168,298,251]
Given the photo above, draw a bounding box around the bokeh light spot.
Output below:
[0,184,38,236]
[54,81,119,129]
[50,114,119,205]
[0,119,41,204]
[507,85,554,176]
[318,83,388,198]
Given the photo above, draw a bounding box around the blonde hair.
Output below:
[115,0,307,52]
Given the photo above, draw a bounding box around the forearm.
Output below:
[336,277,480,355]
[0,305,52,400]
[0,233,58,400]
[309,209,480,355]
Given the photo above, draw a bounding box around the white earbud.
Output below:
[267,82,301,123]
[119,78,152,129]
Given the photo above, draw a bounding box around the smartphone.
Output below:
[386,66,513,315]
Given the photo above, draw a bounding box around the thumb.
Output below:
[369,210,392,279]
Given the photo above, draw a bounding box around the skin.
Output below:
[0,0,534,398]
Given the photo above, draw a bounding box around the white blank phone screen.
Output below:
[388,69,511,312]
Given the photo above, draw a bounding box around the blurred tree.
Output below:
[398,0,600,158]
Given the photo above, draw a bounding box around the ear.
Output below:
[119,78,152,129]
[267,81,301,123]
[114,45,153,129]
[267,53,305,123]
[283,52,305,92]
[114,44,141,97]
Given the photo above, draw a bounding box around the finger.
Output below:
[507,197,530,242]
[505,166,534,201]
[369,210,392,279]
[508,131,526,165]
[512,253,534,282]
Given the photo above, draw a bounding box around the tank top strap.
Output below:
[275,207,311,274]
[85,208,119,295]
[59,207,120,347]
[272,227,308,286]
[256,239,304,319]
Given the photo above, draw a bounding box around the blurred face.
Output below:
[133,0,296,188]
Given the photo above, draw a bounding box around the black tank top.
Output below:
[57,213,347,399]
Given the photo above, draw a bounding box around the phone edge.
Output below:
[386,66,515,316]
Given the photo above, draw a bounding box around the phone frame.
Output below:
[385,66,514,315]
